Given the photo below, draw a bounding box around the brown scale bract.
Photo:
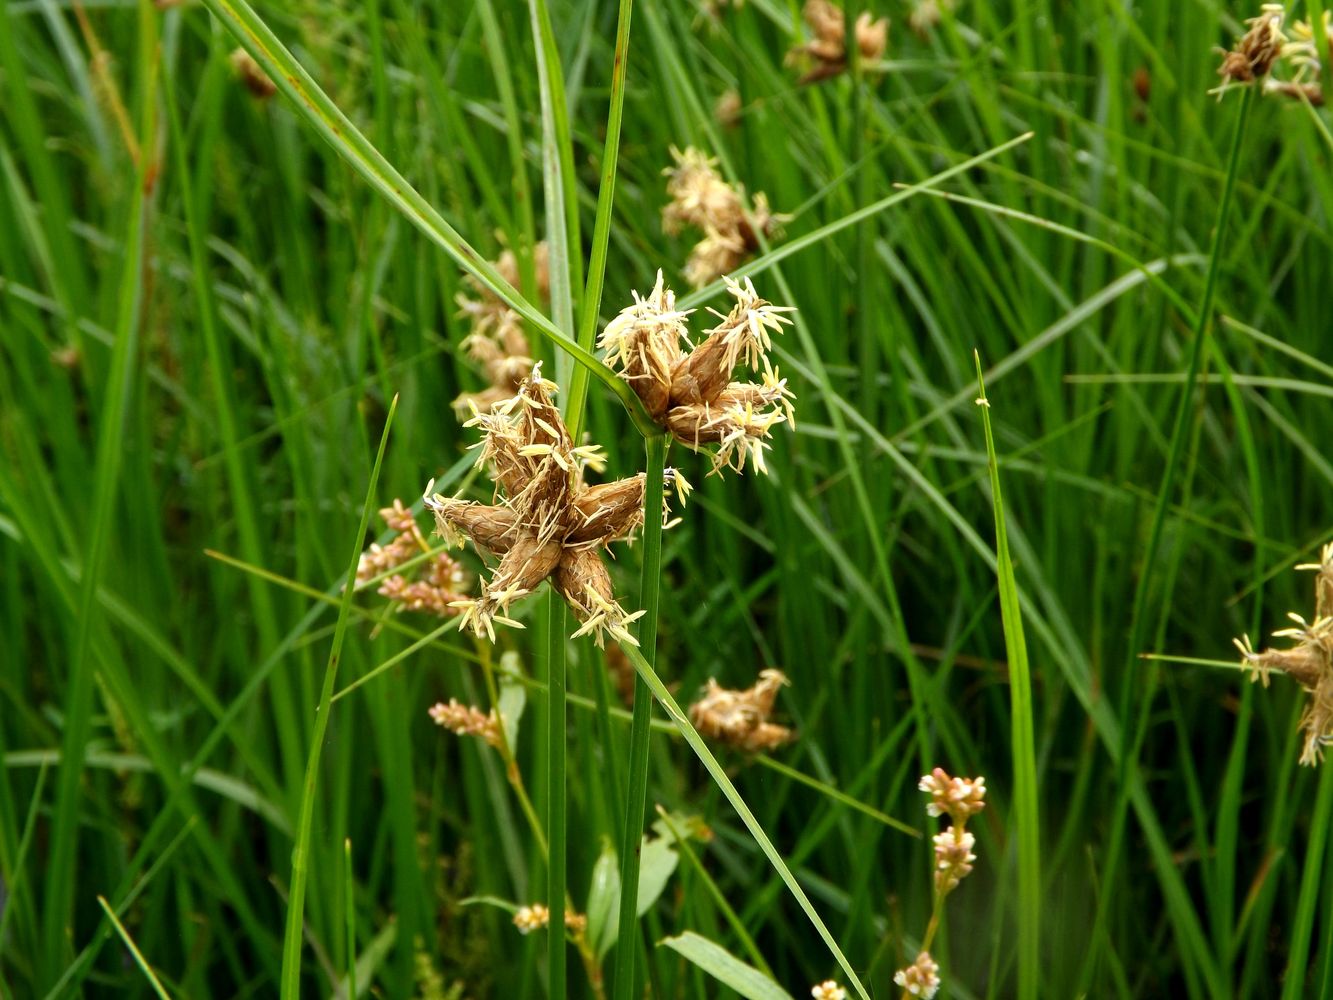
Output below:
[425,366,655,647]
[600,271,796,476]
[1235,542,1333,765]
[453,242,549,416]
[688,668,794,752]
[787,1,888,85]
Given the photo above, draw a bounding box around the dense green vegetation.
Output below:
[1,0,1331,996]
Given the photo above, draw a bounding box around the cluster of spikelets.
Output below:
[428,699,504,749]
[1235,542,1333,766]
[426,365,691,647]
[787,1,888,84]
[356,499,470,617]
[688,668,794,752]
[512,903,588,936]
[1215,5,1331,103]
[599,271,796,475]
[892,767,987,999]
[662,147,787,287]
[453,242,551,415]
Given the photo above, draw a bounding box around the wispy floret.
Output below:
[893,952,940,999]
[453,242,549,416]
[662,147,787,287]
[601,271,796,476]
[688,668,794,752]
[788,1,889,84]
[426,366,686,646]
[1234,543,1333,765]
[1215,4,1287,93]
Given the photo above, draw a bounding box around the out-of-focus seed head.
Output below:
[1217,4,1287,86]
[893,951,941,999]
[688,669,794,752]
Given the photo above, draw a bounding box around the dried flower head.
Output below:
[426,366,687,646]
[601,271,796,475]
[511,903,587,935]
[229,48,277,99]
[662,147,787,287]
[453,242,550,416]
[1234,543,1333,765]
[1216,4,1287,89]
[918,767,987,824]
[689,668,794,752]
[811,982,847,1000]
[893,951,940,999]
[788,1,889,84]
[908,0,956,36]
[715,89,743,128]
[428,699,504,749]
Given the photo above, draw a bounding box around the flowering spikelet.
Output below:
[811,982,847,1000]
[1215,4,1287,91]
[788,1,889,84]
[453,242,550,416]
[356,499,470,617]
[511,903,587,935]
[908,0,955,36]
[426,366,687,646]
[1234,542,1333,765]
[688,668,794,752]
[1261,12,1333,103]
[428,699,503,749]
[893,952,940,999]
[918,767,987,824]
[662,147,787,287]
[601,271,796,476]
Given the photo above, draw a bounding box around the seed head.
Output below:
[1216,4,1287,88]
[789,2,889,84]
[811,982,847,1000]
[427,366,685,646]
[602,271,796,476]
[428,698,504,749]
[893,951,940,999]
[688,668,794,752]
[918,767,987,824]
[662,148,787,287]
[511,903,587,935]
[932,825,977,894]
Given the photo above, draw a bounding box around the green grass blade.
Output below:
[974,354,1040,1000]
[280,395,399,998]
[97,896,173,1000]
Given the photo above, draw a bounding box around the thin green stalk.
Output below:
[975,356,1039,1000]
[566,0,634,443]
[546,594,568,1000]
[1282,758,1333,998]
[612,433,666,999]
[280,396,399,999]
[1085,83,1256,998]
[615,639,871,1000]
[40,10,155,983]
[97,896,172,1000]
[344,838,356,995]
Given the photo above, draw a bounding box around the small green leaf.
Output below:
[659,932,794,1000]
[497,652,527,751]
[635,833,679,918]
[585,839,621,958]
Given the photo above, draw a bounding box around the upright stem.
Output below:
[611,434,667,999]
[547,595,568,999]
